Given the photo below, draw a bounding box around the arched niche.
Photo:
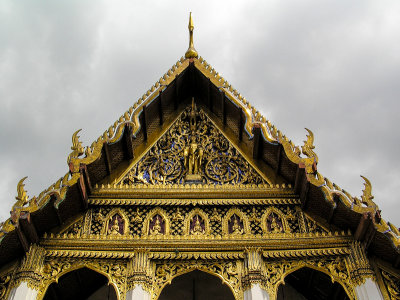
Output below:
[142,208,170,236]
[101,208,130,236]
[261,207,290,234]
[222,208,250,235]
[276,266,351,300]
[183,208,210,236]
[42,267,118,300]
[158,270,235,300]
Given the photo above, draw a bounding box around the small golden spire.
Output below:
[185,12,198,59]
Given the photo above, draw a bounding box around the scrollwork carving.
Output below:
[38,258,127,300]
[381,270,400,300]
[119,107,267,186]
[261,257,355,300]
[153,260,242,300]
[0,272,12,300]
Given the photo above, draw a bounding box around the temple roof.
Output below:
[1,16,399,270]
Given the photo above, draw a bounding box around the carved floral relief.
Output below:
[119,106,267,186]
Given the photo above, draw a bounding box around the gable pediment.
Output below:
[113,102,272,187]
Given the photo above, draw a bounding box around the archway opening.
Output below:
[158,269,235,300]
[43,267,118,300]
[277,267,350,300]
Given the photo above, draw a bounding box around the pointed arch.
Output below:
[142,208,170,236]
[101,207,130,236]
[276,264,353,300]
[39,264,120,300]
[183,208,210,236]
[155,263,239,300]
[222,208,250,235]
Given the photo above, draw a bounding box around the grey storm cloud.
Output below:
[1,0,399,227]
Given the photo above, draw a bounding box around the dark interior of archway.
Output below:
[277,267,350,300]
[43,267,117,300]
[158,270,235,300]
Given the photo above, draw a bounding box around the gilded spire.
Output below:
[185,12,198,59]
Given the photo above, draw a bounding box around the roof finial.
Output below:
[185,12,198,59]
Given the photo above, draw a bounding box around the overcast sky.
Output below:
[1,1,399,228]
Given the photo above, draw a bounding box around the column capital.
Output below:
[127,250,153,294]
[346,241,375,286]
[242,248,267,292]
[13,244,45,292]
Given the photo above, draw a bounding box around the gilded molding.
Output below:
[149,252,244,260]
[88,197,300,206]
[42,229,352,248]
[45,249,135,259]
[262,247,350,259]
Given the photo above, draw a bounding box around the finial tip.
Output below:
[185,12,198,59]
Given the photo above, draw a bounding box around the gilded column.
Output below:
[126,250,153,300]
[242,249,270,300]
[346,242,384,300]
[8,244,45,300]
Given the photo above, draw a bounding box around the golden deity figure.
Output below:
[150,216,163,235]
[131,208,143,223]
[184,136,203,176]
[184,99,203,180]
[172,208,184,222]
[249,207,260,222]
[190,216,205,235]
[210,208,221,222]
[270,216,282,233]
[108,217,121,235]
[231,216,244,234]
[190,98,197,133]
